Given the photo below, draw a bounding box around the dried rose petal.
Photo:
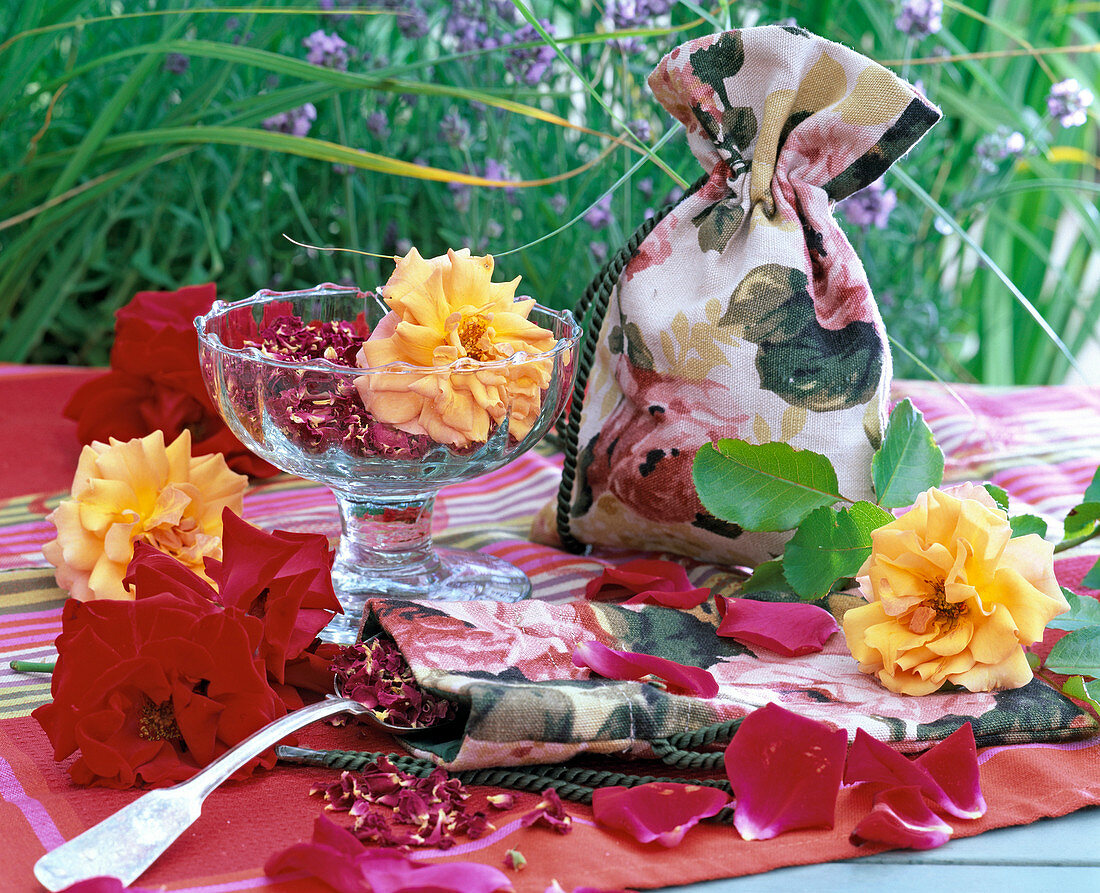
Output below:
[487,792,516,809]
[715,596,839,657]
[520,787,573,834]
[591,782,731,847]
[849,786,953,850]
[313,757,490,850]
[724,702,847,840]
[332,638,455,729]
[503,849,527,871]
[845,725,985,820]
[585,559,709,608]
[572,641,719,698]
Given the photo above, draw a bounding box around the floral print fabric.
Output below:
[552,26,940,565]
[368,596,1095,771]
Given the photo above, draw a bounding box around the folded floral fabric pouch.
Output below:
[542,26,941,566]
[366,597,1095,772]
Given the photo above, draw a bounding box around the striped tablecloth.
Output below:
[1,377,1099,892]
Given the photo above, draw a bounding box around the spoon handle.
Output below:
[33,695,363,892]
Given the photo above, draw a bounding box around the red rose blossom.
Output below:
[63,283,278,478]
[32,591,285,789]
[124,511,343,709]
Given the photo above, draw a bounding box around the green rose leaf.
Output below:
[1046,627,1100,677]
[1009,514,1048,539]
[693,439,842,532]
[1085,466,1100,504]
[1062,501,1100,544]
[871,399,945,509]
[738,559,793,595]
[984,483,1010,514]
[1047,589,1100,631]
[1062,676,1100,716]
[1082,557,1100,590]
[782,502,895,600]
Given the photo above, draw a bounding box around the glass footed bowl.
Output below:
[196,284,581,643]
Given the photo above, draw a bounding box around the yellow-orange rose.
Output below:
[355,247,556,447]
[842,484,1069,695]
[43,430,247,601]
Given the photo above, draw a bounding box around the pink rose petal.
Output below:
[592,782,731,847]
[265,817,377,892]
[850,786,953,850]
[724,702,847,840]
[915,723,986,820]
[623,587,711,609]
[265,816,514,893]
[572,640,719,698]
[845,727,985,820]
[585,559,707,607]
[715,596,839,656]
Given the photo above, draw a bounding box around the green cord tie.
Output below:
[278,714,743,825]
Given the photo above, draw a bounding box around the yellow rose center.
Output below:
[907,583,967,635]
[139,700,183,742]
[457,314,494,362]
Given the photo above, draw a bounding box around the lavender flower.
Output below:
[393,2,431,40]
[975,126,1027,172]
[366,110,390,139]
[894,0,943,38]
[628,118,652,141]
[604,0,675,52]
[303,29,349,71]
[440,112,472,149]
[445,2,496,53]
[483,158,516,195]
[1047,78,1094,128]
[549,193,568,215]
[449,181,472,215]
[262,103,318,138]
[839,177,898,230]
[637,177,654,198]
[584,194,613,229]
[501,21,556,86]
[162,53,190,74]
[590,241,609,265]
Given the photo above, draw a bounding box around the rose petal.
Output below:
[849,786,953,850]
[266,816,514,893]
[264,816,374,892]
[845,726,985,820]
[592,782,731,847]
[724,702,847,840]
[715,596,839,656]
[622,587,711,609]
[584,559,697,601]
[914,723,987,820]
[572,641,719,698]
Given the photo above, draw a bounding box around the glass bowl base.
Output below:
[320,547,531,643]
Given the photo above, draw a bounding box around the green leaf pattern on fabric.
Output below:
[720,264,884,412]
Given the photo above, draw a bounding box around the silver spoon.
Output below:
[33,677,412,891]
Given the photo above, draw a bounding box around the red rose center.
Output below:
[139,700,183,742]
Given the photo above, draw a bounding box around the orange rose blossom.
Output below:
[842,484,1069,695]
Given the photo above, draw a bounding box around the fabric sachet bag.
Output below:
[541,25,941,565]
[367,598,1096,771]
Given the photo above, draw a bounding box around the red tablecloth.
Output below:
[2,369,1099,892]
